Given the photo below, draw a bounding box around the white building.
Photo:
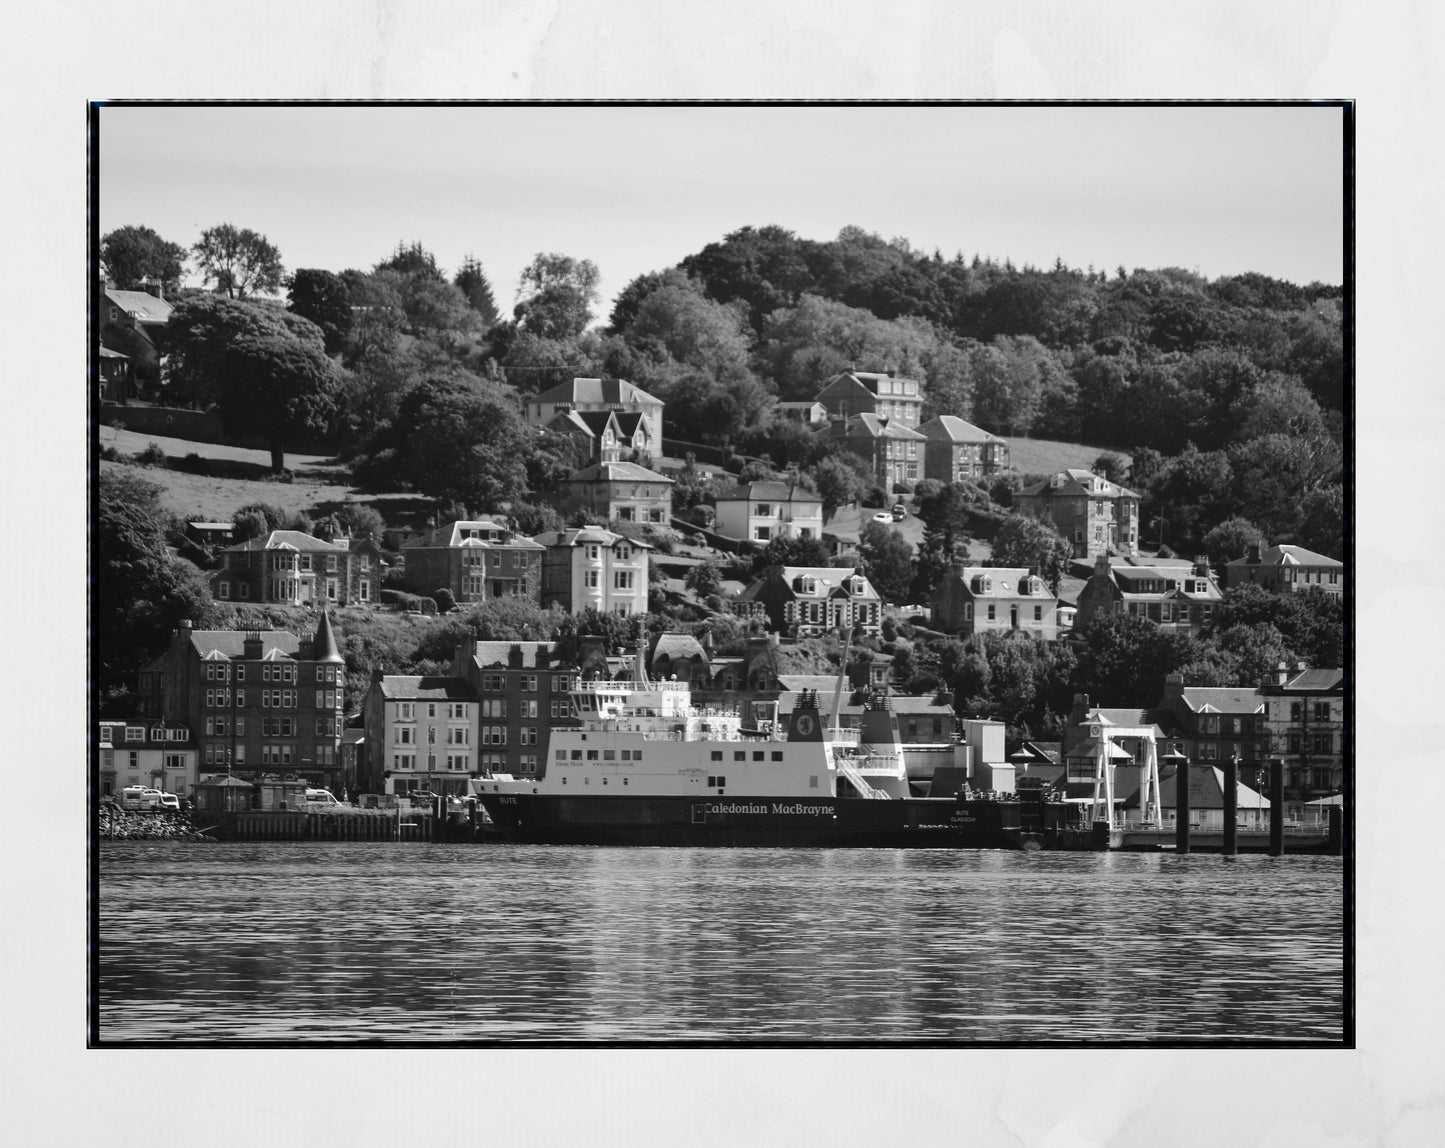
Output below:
[535,526,653,616]
[712,481,825,545]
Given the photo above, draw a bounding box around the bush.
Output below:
[137,442,167,467]
[433,588,457,614]
[178,452,210,475]
[381,588,438,615]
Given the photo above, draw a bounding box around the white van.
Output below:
[121,786,180,811]
[304,788,343,810]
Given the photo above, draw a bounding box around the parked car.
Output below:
[891,503,909,520]
[871,511,892,523]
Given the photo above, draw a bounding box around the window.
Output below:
[522,728,537,745]
[521,700,538,719]
[235,665,245,681]
[616,544,632,561]
[710,751,723,761]
[396,726,415,745]
[359,581,370,602]
[219,581,231,599]
[483,699,506,718]
[1313,733,1332,753]
[1034,605,1043,621]
[1313,702,1332,721]
[449,703,467,720]
[614,571,634,590]
[707,776,726,788]
[1290,702,1302,722]
[448,727,469,745]
[986,604,996,621]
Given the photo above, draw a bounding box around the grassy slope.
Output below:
[1005,437,1131,477]
[100,427,423,523]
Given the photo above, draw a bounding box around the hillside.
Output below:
[1004,437,1131,478]
[100,427,421,523]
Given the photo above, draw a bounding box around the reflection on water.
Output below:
[97,844,1345,1043]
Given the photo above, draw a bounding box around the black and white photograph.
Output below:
[89,100,1350,1049]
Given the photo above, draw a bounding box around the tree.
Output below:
[752,534,832,576]
[1201,517,1267,569]
[192,223,285,298]
[810,451,873,520]
[101,225,187,293]
[375,240,444,281]
[685,559,724,599]
[989,513,1074,592]
[1295,485,1345,560]
[376,372,531,508]
[214,332,339,472]
[286,269,352,355]
[454,255,500,325]
[335,502,385,542]
[857,521,915,606]
[1071,611,1201,707]
[514,252,601,338]
[161,294,325,408]
[95,471,215,697]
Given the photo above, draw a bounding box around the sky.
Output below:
[97,103,1345,316]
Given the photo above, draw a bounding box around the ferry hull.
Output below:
[476,793,1048,849]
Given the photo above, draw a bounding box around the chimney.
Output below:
[1164,672,1185,697]
[243,631,264,660]
[1193,556,1209,577]
[1094,553,1110,578]
[1247,543,1262,565]
[508,643,525,668]
[1274,661,1289,686]
[141,277,164,300]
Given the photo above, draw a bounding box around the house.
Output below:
[451,638,594,779]
[101,285,174,388]
[1074,554,1223,634]
[98,719,197,799]
[360,674,479,797]
[826,414,928,491]
[1013,469,1142,558]
[136,615,347,792]
[522,376,664,447]
[211,530,383,608]
[1259,663,1345,813]
[400,519,544,606]
[98,346,133,403]
[774,401,827,425]
[1118,763,1271,830]
[558,460,674,526]
[1154,674,1266,767]
[918,415,1011,481]
[535,526,653,616]
[185,521,238,548]
[732,566,883,637]
[930,564,1058,640]
[712,481,825,546]
[815,370,924,429]
[1225,543,1344,598]
[547,408,657,467]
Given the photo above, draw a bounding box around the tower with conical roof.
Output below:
[312,608,344,664]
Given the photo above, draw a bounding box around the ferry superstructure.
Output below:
[471,660,1045,847]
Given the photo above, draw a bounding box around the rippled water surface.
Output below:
[96,844,1346,1043]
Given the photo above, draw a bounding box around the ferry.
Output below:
[471,653,1058,848]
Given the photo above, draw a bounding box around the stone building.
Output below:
[1013,469,1141,559]
[400,519,544,606]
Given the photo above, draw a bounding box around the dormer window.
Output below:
[971,575,993,594]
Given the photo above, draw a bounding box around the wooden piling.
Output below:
[1222,756,1238,857]
[1175,756,1191,855]
[1328,805,1344,855]
[1269,759,1285,856]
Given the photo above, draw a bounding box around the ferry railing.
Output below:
[574,679,691,694]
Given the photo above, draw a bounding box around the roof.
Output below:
[1176,687,1263,714]
[1018,468,1140,500]
[465,641,567,670]
[713,481,822,504]
[945,567,1047,597]
[918,415,1006,444]
[99,346,129,359]
[1277,667,1345,692]
[312,611,343,664]
[1120,765,1270,811]
[533,527,654,550]
[819,371,922,396]
[407,520,544,550]
[533,377,662,407]
[650,634,707,665]
[105,289,174,323]
[1226,544,1343,569]
[224,530,352,554]
[185,630,304,660]
[564,460,674,484]
[829,413,928,441]
[376,675,479,701]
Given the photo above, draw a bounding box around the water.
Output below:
[95,843,1346,1043]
